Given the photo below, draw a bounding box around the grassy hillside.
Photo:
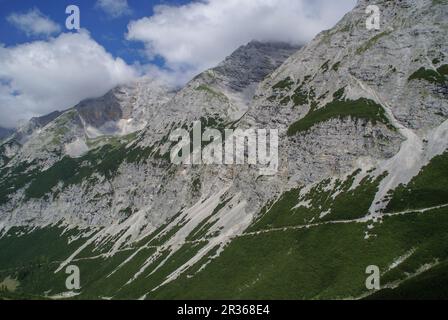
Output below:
[149,207,448,299]
[386,152,448,212]
[287,98,392,136]
[366,261,448,300]
[2,176,448,300]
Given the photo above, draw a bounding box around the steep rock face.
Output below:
[248,0,447,192]
[0,41,300,296]
[133,41,300,141]
[255,0,447,130]
[75,91,123,129]
[285,119,402,184]
[213,41,301,96]
[0,40,299,230]
[0,78,174,170]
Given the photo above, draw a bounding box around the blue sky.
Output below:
[0,0,191,66]
[0,0,357,128]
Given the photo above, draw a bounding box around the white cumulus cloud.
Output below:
[0,31,137,128]
[126,0,357,83]
[96,0,132,18]
[7,8,61,37]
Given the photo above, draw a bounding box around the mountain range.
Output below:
[0,0,447,300]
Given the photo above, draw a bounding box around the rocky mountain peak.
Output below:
[213,40,301,93]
